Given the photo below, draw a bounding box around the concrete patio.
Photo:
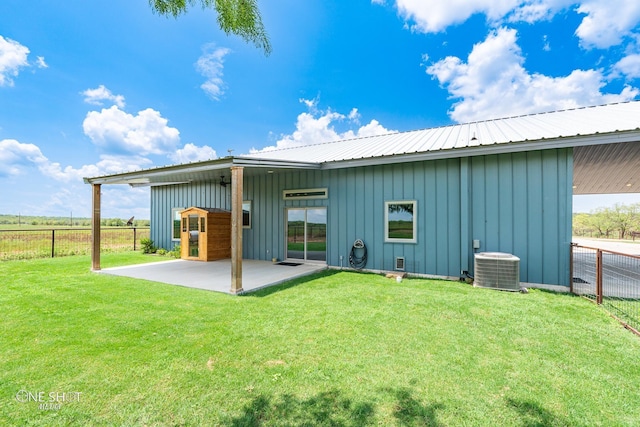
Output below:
[98,259,327,294]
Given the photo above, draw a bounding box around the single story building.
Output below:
[84,101,640,293]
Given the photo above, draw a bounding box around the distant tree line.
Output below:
[573,203,640,239]
[0,214,150,228]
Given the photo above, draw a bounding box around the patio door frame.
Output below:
[285,207,327,264]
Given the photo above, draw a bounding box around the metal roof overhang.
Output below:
[83,157,321,186]
[320,129,640,168]
[320,129,640,196]
[84,129,640,196]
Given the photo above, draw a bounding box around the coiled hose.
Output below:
[349,239,367,270]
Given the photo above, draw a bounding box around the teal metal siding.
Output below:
[149,148,571,286]
[469,149,572,286]
[150,182,230,250]
[239,159,462,278]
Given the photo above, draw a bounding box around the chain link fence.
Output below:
[0,228,150,261]
[571,243,640,335]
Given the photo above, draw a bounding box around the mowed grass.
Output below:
[1,254,640,426]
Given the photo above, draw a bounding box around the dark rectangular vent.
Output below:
[283,188,328,200]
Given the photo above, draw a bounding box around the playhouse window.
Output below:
[385,201,417,243]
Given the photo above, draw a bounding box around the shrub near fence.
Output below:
[0,228,150,261]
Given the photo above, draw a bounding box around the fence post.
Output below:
[133,227,137,251]
[596,249,603,305]
[51,229,55,258]
[569,243,574,294]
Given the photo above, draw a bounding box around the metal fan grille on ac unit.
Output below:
[474,252,520,291]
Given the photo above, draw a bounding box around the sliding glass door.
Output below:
[286,208,326,262]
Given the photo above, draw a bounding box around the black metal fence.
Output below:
[571,243,640,335]
[0,227,150,261]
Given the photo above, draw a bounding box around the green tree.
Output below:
[588,208,616,238]
[609,203,639,239]
[572,213,593,237]
[149,0,271,55]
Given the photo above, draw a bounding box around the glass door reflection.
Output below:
[286,208,326,262]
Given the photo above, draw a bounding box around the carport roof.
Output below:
[84,101,640,194]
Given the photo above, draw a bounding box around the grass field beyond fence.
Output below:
[0,227,150,260]
[1,254,640,426]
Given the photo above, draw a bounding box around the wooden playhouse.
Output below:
[180,207,231,261]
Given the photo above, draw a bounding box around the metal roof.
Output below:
[84,101,640,193]
[243,101,640,166]
[83,157,320,185]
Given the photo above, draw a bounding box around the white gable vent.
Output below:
[474,252,520,291]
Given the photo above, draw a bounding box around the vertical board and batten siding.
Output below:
[240,159,462,278]
[243,169,332,261]
[149,148,571,286]
[469,148,572,286]
[150,182,230,250]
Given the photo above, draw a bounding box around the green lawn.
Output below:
[1,253,640,426]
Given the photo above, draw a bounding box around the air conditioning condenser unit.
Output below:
[474,252,520,291]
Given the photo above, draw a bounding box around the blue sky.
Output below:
[2,0,640,219]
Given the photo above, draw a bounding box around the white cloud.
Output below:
[169,143,217,163]
[614,53,640,79]
[385,0,519,33]
[0,139,47,176]
[82,105,180,156]
[41,155,153,182]
[426,27,639,122]
[508,0,572,23]
[36,56,47,68]
[378,1,640,49]
[0,138,151,182]
[351,119,392,137]
[82,85,126,108]
[252,100,396,152]
[0,36,30,87]
[301,97,319,110]
[575,0,640,49]
[347,108,361,122]
[195,43,231,100]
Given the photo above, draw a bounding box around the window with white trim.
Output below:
[384,201,417,243]
[242,201,252,228]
